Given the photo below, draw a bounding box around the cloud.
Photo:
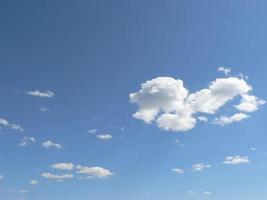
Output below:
[76,165,114,178]
[223,156,250,165]
[96,134,112,140]
[197,116,208,122]
[218,67,231,75]
[39,107,50,112]
[27,90,55,98]
[42,172,74,180]
[213,113,249,126]
[204,191,212,195]
[42,140,62,149]
[51,163,74,170]
[0,118,24,132]
[192,163,211,171]
[235,94,265,112]
[130,75,263,132]
[172,168,184,174]
[18,189,28,193]
[0,175,4,180]
[88,129,97,134]
[30,180,38,185]
[19,136,35,146]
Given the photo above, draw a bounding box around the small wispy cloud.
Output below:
[172,168,184,174]
[0,118,24,132]
[213,113,249,126]
[96,134,112,140]
[30,180,38,185]
[42,140,62,149]
[88,129,97,134]
[19,136,35,147]
[51,163,74,170]
[27,90,55,98]
[218,67,231,75]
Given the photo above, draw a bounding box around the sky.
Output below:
[0,0,267,200]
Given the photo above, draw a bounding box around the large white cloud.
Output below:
[130,76,264,132]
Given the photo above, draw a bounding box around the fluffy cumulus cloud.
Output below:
[19,136,35,146]
[130,75,264,132]
[223,156,250,165]
[192,163,211,171]
[0,118,24,132]
[42,140,62,149]
[27,90,55,98]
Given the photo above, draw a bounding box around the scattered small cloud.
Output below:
[42,140,62,149]
[30,180,38,185]
[51,163,74,170]
[96,134,112,141]
[0,118,24,132]
[213,113,249,126]
[250,147,256,151]
[204,191,212,195]
[0,175,4,180]
[18,189,28,193]
[218,67,231,75]
[27,90,55,98]
[223,156,250,165]
[172,168,184,174]
[192,163,211,171]
[88,129,97,134]
[19,136,35,147]
[76,165,114,178]
[39,107,50,112]
[197,116,208,122]
[41,172,74,180]
[187,190,195,195]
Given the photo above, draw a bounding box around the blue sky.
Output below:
[0,0,267,199]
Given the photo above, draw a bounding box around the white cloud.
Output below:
[19,136,35,146]
[204,191,212,195]
[250,147,256,151]
[42,140,62,149]
[0,175,4,180]
[223,156,250,165]
[27,90,54,98]
[192,163,211,171]
[213,113,249,126]
[0,118,24,132]
[40,107,50,112]
[172,168,184,174]
[42,172,74,180]
[218,67,231,75]
[235,94,265,112]
[96,134,112,140]
[51,163,74,170]
[130,76,263,132]
[30,180,38,185]
[187,191,195,195]
[76,165,113,178]
[18,189,28,193]
[197,116,208,122]
[88,129,97,134]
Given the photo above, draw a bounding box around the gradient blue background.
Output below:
[0,0,266,199]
